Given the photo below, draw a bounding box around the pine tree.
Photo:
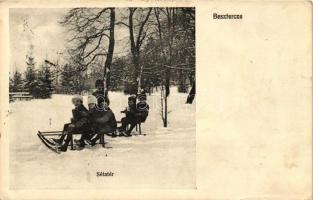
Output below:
[72,70,86,94]
[110,57,127,91]
[60,64,74,94]
[9,70,24,92]
[37,64,54,98]
[60,64,86,94]
[24,56,39,97]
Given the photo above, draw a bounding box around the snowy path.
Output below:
[9,90,196,189]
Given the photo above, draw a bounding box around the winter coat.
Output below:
[126,105,137,119]
[89,107,117,134]
[71,104,91,132]
[136,101,149,122]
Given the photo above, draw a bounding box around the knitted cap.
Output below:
[72,95,83,102]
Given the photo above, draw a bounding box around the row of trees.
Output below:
[10,53,100,98]
[10,56,54,98]
[61,7,195,127]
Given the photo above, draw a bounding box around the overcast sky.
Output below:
[9,8,129,73]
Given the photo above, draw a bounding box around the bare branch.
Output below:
[115,21,129,27]
[82,34,104,59]
[136,8,152,48]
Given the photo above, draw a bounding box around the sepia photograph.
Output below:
[2,1,310,199]
[8,7,196,189]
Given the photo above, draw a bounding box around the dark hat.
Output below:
[137,93,147,101]
[95,79,104,87]
[128,95,136,102]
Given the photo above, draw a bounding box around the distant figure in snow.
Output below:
[53,95,92,152]
[137,88,147,101]
[93,79,110,109]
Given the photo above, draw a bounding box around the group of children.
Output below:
[52,79,149,152]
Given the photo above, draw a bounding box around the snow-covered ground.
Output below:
[9,88,196,189]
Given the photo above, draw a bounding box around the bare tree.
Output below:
[118,8,152,94]
[61,8,115,97]
[153,8,177,127]
[181,8,195,103]
[150,7,195,126]
[104,8,115,98]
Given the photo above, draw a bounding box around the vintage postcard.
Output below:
[0,0,312,199]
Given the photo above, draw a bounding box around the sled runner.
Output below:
[132,133,147,136]
[37,130,110,152]
[37,132,61,154]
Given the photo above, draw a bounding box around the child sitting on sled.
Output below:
[53,95,92,152]
[118,94,149,136]
[136,92,149,123]
[118,96,137,137]
[84,95,117,146]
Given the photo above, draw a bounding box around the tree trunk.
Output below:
[186,81,195,104]
[165,69,170,97]
[164,88,168,127]
[161,85,168,127]
[133,51,140,93]
[128,8,152,94]
[128,9,138,94]
[103,8,115,99]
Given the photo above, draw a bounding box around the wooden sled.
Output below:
[116,122,145,136]
[37,130,108,151]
